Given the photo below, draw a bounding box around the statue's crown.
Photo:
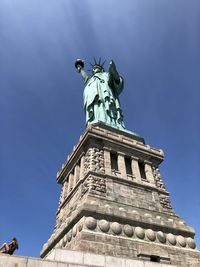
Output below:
[90,58,105,71]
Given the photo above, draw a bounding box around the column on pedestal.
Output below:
[144,160,155,185]
[79,153,85,180]
[104,147,111,175]
[131,156,141,182]
[67,172,74,193]
[117,152,126,178]
[62,180,69,201]
[74,163,80,184]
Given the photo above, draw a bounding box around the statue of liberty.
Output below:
[75,58,125,130]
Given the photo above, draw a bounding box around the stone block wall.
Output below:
[0,250,182,267]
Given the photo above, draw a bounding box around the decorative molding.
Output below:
[152,166,166,190]
[131,156,139,161]
[53,216,196,250]
[159,194,173,211]
[81,176,106,196]
[84,147,105,174]
[144,160,152,165]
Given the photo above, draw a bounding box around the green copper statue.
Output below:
[75,58,125,130]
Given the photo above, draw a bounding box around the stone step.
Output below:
[0,249,179,267]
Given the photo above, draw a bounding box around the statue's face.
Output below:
[92,65,103,74]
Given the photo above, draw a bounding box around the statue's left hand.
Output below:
[109,60,120,84]
[109,60,116,73]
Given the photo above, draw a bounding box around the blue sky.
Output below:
[0,0,199,257]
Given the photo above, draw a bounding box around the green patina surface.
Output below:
[75,58,140,137]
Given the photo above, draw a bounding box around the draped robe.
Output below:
[83,72,125,129]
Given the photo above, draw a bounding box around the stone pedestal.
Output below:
[40,123,199,266]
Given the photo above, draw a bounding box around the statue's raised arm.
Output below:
[75,58,125,130]
[75,59,89,83]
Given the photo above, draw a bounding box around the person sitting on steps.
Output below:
[0,237,19,255]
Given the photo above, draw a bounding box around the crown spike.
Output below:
[93,57,97,65]
[102,60,106,67]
